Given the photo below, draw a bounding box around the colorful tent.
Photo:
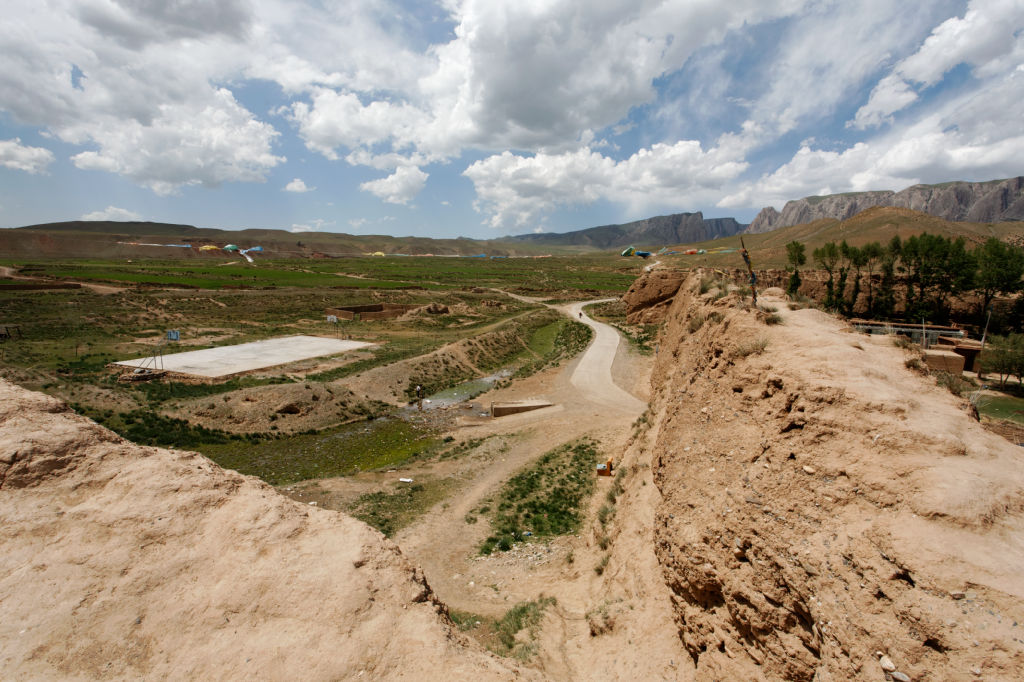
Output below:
[199,245,219,251]
[223,244,239,252]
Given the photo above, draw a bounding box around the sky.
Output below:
[1,0,1022,239]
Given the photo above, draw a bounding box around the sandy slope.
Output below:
[0,382,529,680]
[637,273,1024,680]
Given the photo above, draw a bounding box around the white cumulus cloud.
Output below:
[0,138,54,174]
[360,166,428,205]
[80,205,143,221]
[284,178,313,193]
[464,139,748,229]
[852,0,1024,129]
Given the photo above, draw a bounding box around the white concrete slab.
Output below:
[115,335,374,378]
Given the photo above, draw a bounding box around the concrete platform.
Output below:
[115,335,374,378]
[490,400,554,417]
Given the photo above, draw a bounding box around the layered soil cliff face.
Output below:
[0,381,524,680]
[640,274,1024,680]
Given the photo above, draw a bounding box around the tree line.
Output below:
[784,234,1024,330]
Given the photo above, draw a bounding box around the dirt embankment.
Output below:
[347,319,541,404]
[0,380,528,680]
[632,272,1024,680]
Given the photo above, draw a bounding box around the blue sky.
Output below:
[1,0,1022,239]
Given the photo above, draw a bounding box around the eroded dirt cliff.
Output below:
[0,380,527,680]
[639,273,1024,680]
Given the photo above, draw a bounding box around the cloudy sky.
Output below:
[1,0,1022,238]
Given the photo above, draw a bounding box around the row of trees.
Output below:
[785,235,1024,326]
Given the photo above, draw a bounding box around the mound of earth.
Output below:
[170,381,382,434]
[0,380,526,679]
[641,272,1024,680]
[347,322,535,404]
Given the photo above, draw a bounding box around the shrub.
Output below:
[935,371,974,396]
[734,337,769,358]
[892,335,918,350]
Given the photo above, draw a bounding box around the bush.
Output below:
[734,337,769,358]
[935,371,974,396]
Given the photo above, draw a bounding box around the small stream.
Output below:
[410,368,512,410]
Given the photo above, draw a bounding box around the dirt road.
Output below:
[393,299,648,617]
[0,264,124,294]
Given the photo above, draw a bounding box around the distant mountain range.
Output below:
[508,212,746,249]
[746,176,1024,234]
[3,176,1022,259]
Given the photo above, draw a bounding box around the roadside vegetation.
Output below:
[584,299,658,353]
[513,318,593,378]
[478,438,599,555]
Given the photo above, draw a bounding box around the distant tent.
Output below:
[620,246,636,257]
[199,245,219,251]
[372,251,386,257]
[223,244,240,252]
[246,246,263,252]
[635,250,652,259]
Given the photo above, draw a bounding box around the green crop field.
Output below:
[3,255,639,292]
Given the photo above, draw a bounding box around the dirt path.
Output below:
[0,264,125,294]
[393,299,647,618]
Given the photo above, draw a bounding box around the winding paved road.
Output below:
[562,300,646,414]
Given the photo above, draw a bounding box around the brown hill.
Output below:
[0,221,559,259]
[664,206,1024,269]
[0,380,526,680]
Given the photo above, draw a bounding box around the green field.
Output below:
[978,393,1024,425]
[3,255,638,292]
[0,254,639,489]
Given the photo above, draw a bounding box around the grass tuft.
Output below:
[734,337,769,358]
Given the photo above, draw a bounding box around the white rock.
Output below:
[879,655,896,672]
[802,465,816,474]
